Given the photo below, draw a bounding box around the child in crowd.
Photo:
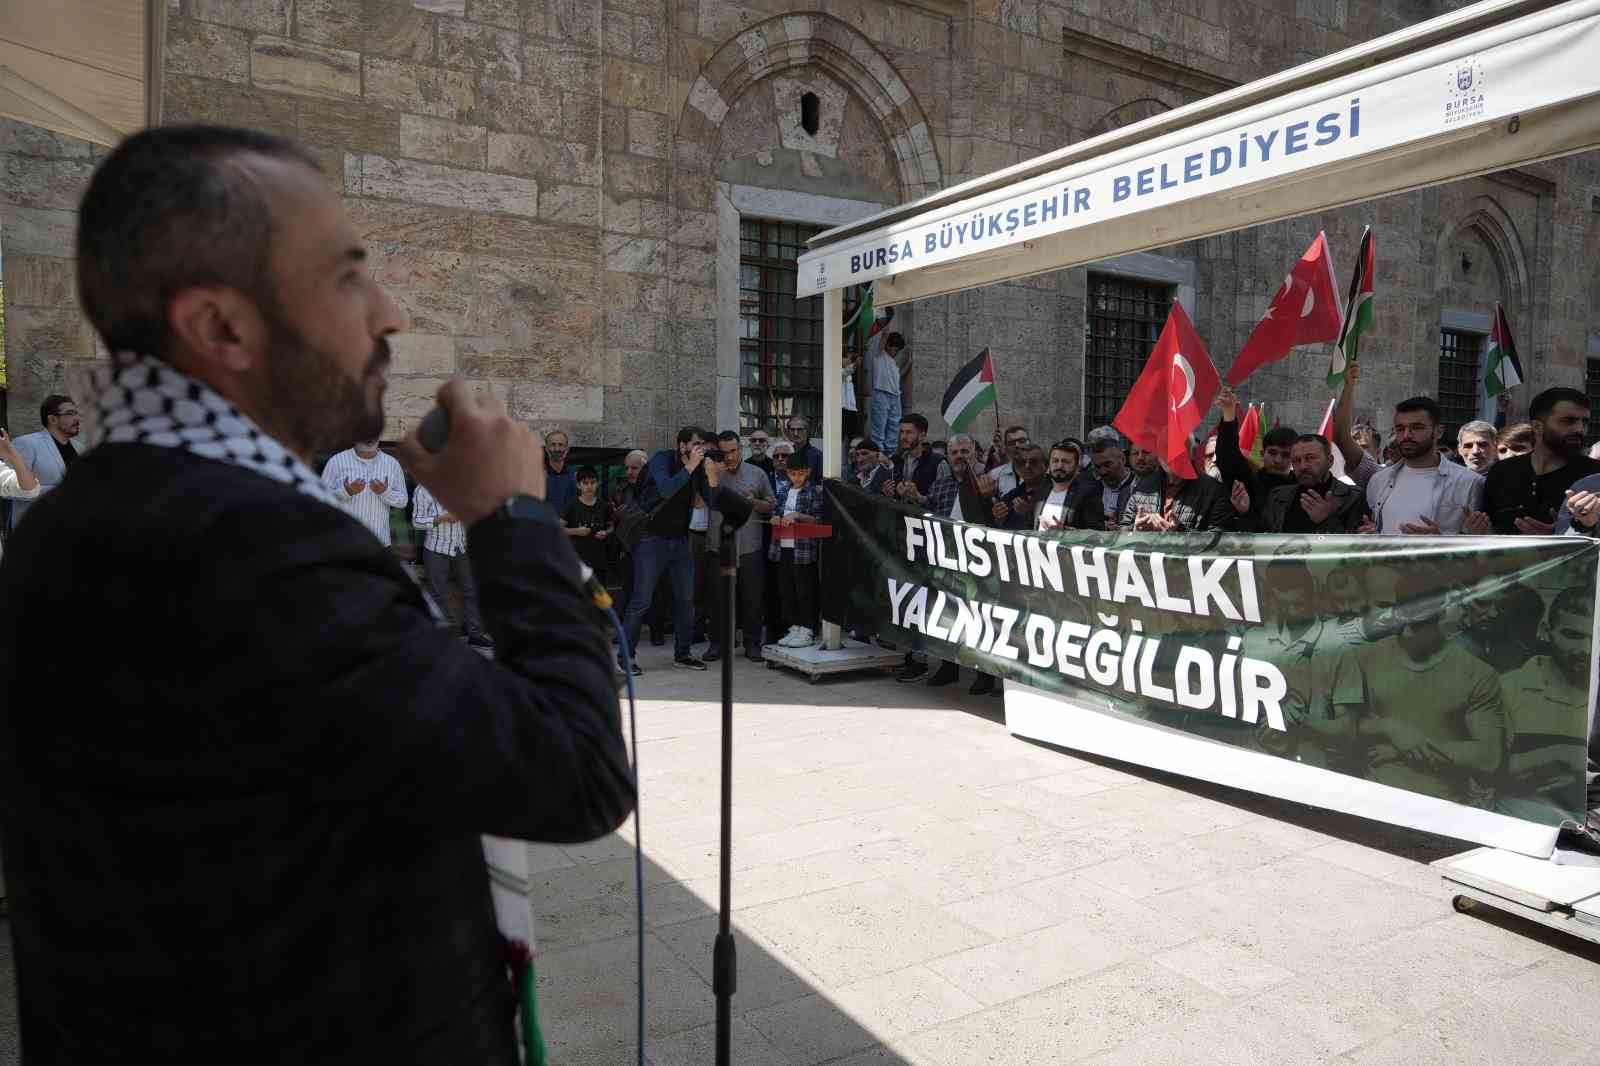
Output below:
[769,461,823,649]
[562,465,612,592]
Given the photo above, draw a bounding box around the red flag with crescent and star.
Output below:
[1225,231,1343,386]
[1113,301,1220,479]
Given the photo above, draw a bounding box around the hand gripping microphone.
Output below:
[416,405,612,610]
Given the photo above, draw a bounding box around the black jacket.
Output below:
[0,444,635,1063]
[1119,471,1236,531]
[1257,477,1370,533]
[1215,417,1296,515]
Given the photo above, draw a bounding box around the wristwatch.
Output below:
[495,494,558,526]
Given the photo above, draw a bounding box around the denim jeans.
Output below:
[623,533,697,657]
[869,388,901,451]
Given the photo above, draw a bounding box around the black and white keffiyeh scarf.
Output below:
[87,352,339,506]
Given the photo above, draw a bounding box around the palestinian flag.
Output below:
[1328,226,1374,388]
[1484,302,1524,396]
[942,348,997,432]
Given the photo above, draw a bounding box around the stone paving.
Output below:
[4,644,1598,1063]
[533,642,1600,1066]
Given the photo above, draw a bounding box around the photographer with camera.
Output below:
[620,426,721,673]
[0,127,634,1062]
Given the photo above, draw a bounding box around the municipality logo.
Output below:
[1444,56,1486,126]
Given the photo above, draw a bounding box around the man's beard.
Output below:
[259,297,387,454]
[1397,440,1430,459]
[1542,423,1586,458]
[1050,470,1072,484]
[1296,470,1325,487]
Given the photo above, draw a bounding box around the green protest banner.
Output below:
[821,481,1597,845]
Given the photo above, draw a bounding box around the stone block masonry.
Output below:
[13,0,1566,453]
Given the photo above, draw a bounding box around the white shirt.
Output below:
[1379,464,1434,534]
[689,503,709,533]
[0,460,42,564]
[321,449,408,545]
[1039,486,1071,528]
[990,462,1019,497]
[843,363,858,412]
[872,349,901,394]
[411,485,465,557]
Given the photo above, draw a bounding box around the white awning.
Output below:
[796,0,1600,306]
[0,0,163,147]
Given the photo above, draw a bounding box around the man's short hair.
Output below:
[884,331,904,350]
[947,433,978,450]
[625,449,648,464]
[1089,434,1125,456]
[857,438,882,453]
[1394,396,1442,424]
[786,415,809,429]
[900,413,929,433]
[1262,427,1298,451]
[1086,425,1125,450]
[771,441,794,454]
[676,425,708,445]
[1003,424,1028,439]
[1457,420,1497,440]
[544,428,570,444]
[1051,439,1082,459]
[1530,387,1591,421]
[77,125,324,357]
[40,394,75,425]
[575,465,598,481]
[717,430,740,444]
[1292,433,1332,456]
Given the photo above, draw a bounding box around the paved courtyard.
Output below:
[533,643,1600,1066]
[4,646,1598,1064]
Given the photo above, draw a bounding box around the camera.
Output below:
[702,445,725,462]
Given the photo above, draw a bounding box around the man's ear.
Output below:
[167,287,267,374]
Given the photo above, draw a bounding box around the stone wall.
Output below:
[0,120,102,437]
[5,0,1582,450]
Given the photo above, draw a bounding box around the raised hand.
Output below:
[1356,515,1378,534]
[369,479,388,495]
[976,473,997,497]
[1567,489,1600,528]
[344,478,366,497]
[1299,488,1336,525]
[1215,386,1240,421]
[1461,507,1491,535]
[1514,515,1556,535]
[1399,515,1442,535]
[991,498,1010,523]
[1230,479,1250,514]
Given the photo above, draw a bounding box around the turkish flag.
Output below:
[1225,231,1343,385]
[1113,301,1220,479]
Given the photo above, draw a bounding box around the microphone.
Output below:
[420,405,612,609]
[418,406,451,454]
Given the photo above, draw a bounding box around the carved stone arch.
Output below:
[1436,194,1531,310]
[1087,98,1174,138]
[676,12,943,201]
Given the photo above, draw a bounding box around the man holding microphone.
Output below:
[0,126,634,1062]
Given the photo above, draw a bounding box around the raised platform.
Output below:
[1434,845,1600,945]
[761,636,905,683]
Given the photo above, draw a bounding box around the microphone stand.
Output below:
[712,514,738,1066]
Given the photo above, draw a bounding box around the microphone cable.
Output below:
[599,590,645,1066]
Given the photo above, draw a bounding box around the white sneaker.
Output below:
[783,627,816,648]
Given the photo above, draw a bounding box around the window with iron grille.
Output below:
[738,219,862,437]
[1083,274,1174,434]
[1438,328,1485,437]
[1586,358,1600,444]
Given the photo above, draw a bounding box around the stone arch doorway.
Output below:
[668,13,944,437]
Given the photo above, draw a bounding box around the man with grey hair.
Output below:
[1456,420,1498,474]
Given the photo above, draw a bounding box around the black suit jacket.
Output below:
[0,444,635,1063]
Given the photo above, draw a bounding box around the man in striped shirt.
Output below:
[413,484,490,649]
[321,440,409,545]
